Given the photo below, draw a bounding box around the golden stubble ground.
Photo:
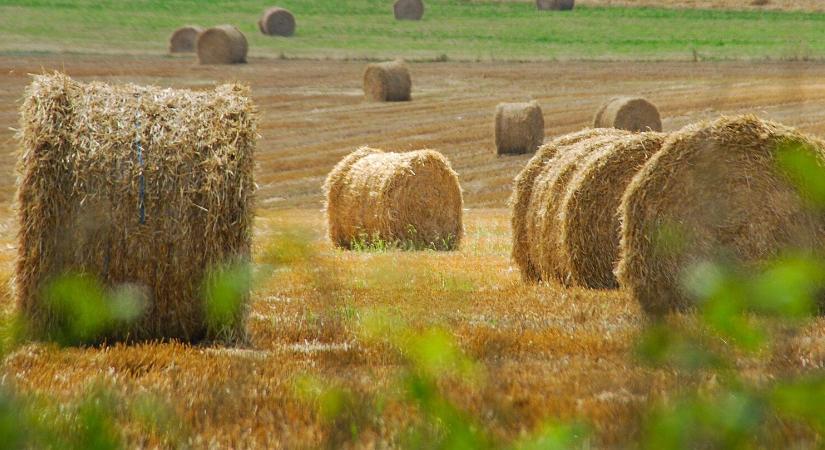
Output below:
[0,55,825,447]
[0,209,823,448]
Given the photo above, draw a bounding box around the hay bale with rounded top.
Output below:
[394,0,425,20]
[363,60,411,102]
[169,26,203,53]
[259,7,296,36]
[495,101,545,155]
[511,128,627,281]
[197,25,248,65]
[536,0,575,10]
[594,96,662,132]
[617,115,825,314]
[16,72,256,343]
[557,132,665,289]
[324,147,463,250]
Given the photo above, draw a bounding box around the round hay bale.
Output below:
[536,0,575,10]
[510,128,627,281]
[617,115,825,314]
[363,60,411,102]
[394,0,425,20]
[557,132,665,289]
[16,73,256,343]
[169,26,203,53]
[197,25,248,65]
[594,96,662,132]
[495,101,545,156]
[324,147,463,250]
[259,7,296,37]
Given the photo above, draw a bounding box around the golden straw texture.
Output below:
[16,72,256,342]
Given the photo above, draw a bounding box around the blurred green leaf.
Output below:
[72,389,123,450]
[749,255,823,318]
[403,373,490,450]
[513,422,589,450]
[777,141,825,207]
[0,389,27,450]
[406,328,478,379]
[770,376,825,431]
[203,262,251,336]
[45,274,113,344]
[643,391,765,450]
[635,322,723,371]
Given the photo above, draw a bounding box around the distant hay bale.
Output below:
[16,72,256,343]
[495,101,545,155]
[557,132,665,288]
[363,60,411,102]
[259,7,296,36]
[324,147,463,250]
[394,0,425,20]
[196,25,248,65]
[169,26,203,53]
[511,128,627,281]
[594,96,662,132]
[536,0,575,10]
[617,115,825,314]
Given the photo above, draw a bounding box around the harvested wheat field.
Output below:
[2,54,825,447]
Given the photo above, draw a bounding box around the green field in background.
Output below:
[1,0,824,61]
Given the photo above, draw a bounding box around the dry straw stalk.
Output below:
[617,115,825,314]
[324,147,463,250]
[16,72,256,342]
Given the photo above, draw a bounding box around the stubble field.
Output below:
[1,53,825,447]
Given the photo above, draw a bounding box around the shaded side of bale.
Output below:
[536,0,575,10]
[260,7,296,36]
[557,132,665,289]
[197,25,248,65]
[394,0,425,20]
[617,115,825,314]
[324,147,463,250]
[16,73,256,343]
[169,26,203,53]
[510,128,626,281]
[495,101,545,156]
[363,60,411,102]
[594,96,662,132]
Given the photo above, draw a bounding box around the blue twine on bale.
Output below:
[134,96,146,225]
